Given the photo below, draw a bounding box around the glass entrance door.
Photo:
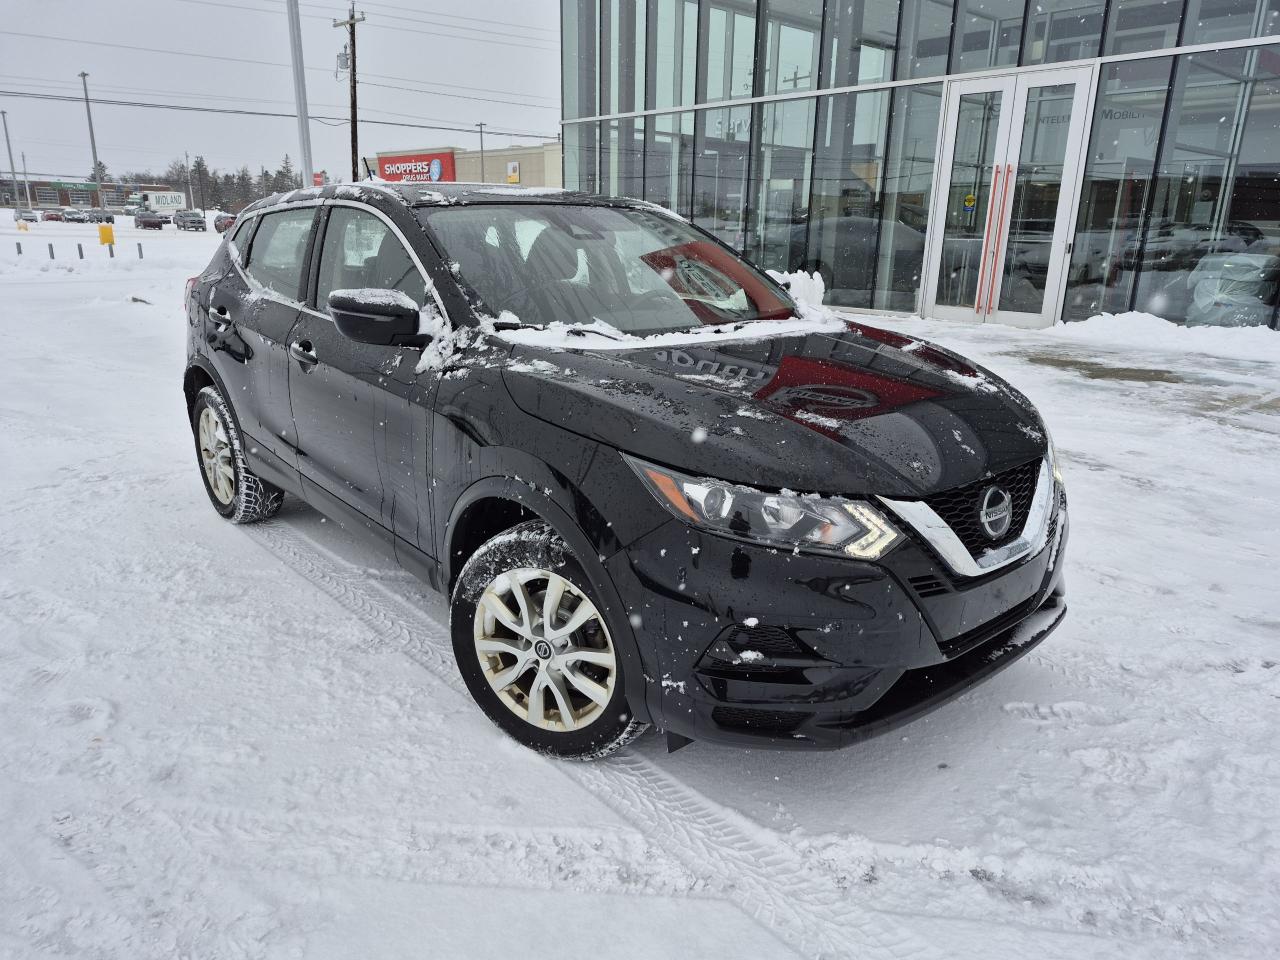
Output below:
[923,67,1095,327]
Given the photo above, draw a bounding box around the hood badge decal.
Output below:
[979,486,1013,539]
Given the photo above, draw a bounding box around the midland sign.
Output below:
[377,151,457,183]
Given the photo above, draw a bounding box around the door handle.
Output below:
[984,164,1015,315]
[973,163,1002,312]
[289,339,318,367]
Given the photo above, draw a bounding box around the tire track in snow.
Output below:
[245,518,946,960]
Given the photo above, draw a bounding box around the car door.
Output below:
[206,207,317,471]
[290,202,436,535]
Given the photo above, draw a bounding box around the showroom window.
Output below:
[746,97,818,270]
[1181,0,1280,44]
[806,89,891,306]
[873,83,944,311]
[699,0,757,101]
[563,122,599,194]
[1103,0,1183,54]
[897,0,956,79]
[601,0,646,114]
[950,0,1023,73]
[693,105,753,248]
[650,0,699,109]
[601,117,646,200]
[1021,0,1106,64]
[562,0,598,120]
[1132,45,1280,328]
[1062,57,1174,322]
[821,0,899,87]
[759,0,825,95]
[645,112,696,215]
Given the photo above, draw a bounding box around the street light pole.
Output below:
[78,72,102,206]
[333,3,365,181]
[476,122,487,183]
[21,151,32,208]
[1,110,22,212]
[285,0,315,186]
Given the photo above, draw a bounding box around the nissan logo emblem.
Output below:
[979,486,1013,539]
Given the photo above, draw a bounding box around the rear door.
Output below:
[289,202,436,534]
[215,206,318,470]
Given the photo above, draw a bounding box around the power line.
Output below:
[329,0,558,34]
[173,0,558,52]
[0,31,557,107]
[2,78,558,136]
[0,90,559,140]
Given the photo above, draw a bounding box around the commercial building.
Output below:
[562,0,1280,330]
[2,177,173,210]
[368,141,563,188]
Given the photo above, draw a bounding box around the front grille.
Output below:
[711,706,809,736]
[924,459,1041,557]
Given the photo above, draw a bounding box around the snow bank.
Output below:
[1046,311,1280,363]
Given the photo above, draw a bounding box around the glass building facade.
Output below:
[562,0,1280,329]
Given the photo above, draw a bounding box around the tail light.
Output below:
[185,276,198,303]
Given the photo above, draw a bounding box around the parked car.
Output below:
[41,209,64,222]
[123,205,141,217]
[214,212,237,233]
[85,208,115,223]
[13,209,38,223]
[182,183,1068,758]
[174,210,208,231]
[134,211,165,229]
[62,207,88,223]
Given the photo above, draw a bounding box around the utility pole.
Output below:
[333,3,365,181]
[184,151,194,210]
[21,151,32,207]
[476,122,487,183]
[78,72,102,207]
[1,110,21,212]
[285,0,315,186]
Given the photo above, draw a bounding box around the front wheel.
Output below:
[451,520,646,760]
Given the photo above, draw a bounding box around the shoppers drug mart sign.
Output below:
[377,151,457,183]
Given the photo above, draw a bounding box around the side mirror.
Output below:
[328,288,428,347]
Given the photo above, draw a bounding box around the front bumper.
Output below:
[605,499,1068,749]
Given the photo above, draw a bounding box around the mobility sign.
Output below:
[377,151,457,183]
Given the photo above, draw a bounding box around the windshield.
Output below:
[418,203,796,335]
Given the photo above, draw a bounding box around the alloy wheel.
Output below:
[472,567,617,731]
[198,406,236,505]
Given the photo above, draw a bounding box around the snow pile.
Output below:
[767,268,826,310]
[1047,311,1280,362]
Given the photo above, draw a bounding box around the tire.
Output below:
[190,384,283,524]
[451,520,646,760]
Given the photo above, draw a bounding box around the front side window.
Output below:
[315,207,424,311]
[419,203,795,335]
[243,208,315,298]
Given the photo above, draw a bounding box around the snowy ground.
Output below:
[1,217,1278,959]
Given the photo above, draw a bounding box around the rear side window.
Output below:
[228,216,254,257]
[243,209,315,299]
[315,206,425,311]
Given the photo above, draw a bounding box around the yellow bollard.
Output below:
[17,220,29,232]
[98,223,115,246]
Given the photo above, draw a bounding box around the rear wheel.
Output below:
[451,520,645,760]
[190,384,283,524]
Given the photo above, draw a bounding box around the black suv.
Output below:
[182,183,1068,759]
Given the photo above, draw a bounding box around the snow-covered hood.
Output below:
[498,318,1048,498]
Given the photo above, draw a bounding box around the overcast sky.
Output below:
[0,0,561,183]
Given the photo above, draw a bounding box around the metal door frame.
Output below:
[921,63,1100,327]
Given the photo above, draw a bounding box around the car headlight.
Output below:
[1046,429,1065,488]
[624,455,902,560]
